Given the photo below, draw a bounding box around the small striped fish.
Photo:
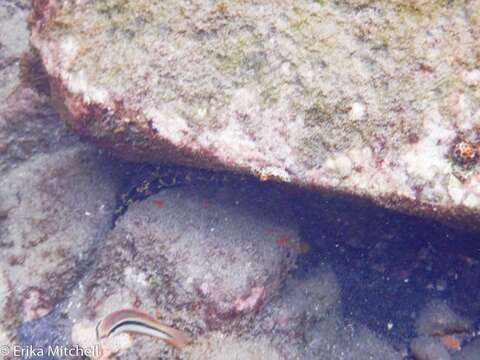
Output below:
[96,308,189,350]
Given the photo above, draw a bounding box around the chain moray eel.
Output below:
[112,164,249,226]
[96,308,189,349]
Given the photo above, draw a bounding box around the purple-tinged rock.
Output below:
[29,0,480,229]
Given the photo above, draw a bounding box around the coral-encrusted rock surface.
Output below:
[30,0,480,227]
[66,182,301,356]
[0,144,121,344]
[0,0,30,100]
[0,88,78,174]
[66,211,405,360]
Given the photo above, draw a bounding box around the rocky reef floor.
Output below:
[1,1,479,359]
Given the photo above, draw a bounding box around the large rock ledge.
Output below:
[29,0,480,228]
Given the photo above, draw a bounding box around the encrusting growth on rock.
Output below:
[453,141,478,165]
[28,0,480,229]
